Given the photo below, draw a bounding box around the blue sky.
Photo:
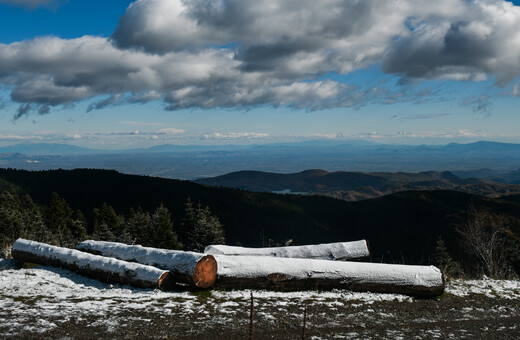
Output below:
[0,0,520,148]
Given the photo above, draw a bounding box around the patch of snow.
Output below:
[446,279,520,299]
[2,258,520,338]
[219,301,240,308]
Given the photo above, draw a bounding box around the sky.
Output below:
[0,0,520,149]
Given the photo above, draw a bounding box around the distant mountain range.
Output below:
[195,169,520,201]
[0,143,101,155]
[0,142,252,155]
[1,141,519,179]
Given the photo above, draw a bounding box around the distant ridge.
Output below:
[1,140,519,179]
[195,169,520,201]
[0,143,102,155]
[2,140,519,155]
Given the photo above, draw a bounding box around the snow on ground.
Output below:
[1,258,519,337]
[446,277,520,299]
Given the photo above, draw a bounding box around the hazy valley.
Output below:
[1,141,520,180]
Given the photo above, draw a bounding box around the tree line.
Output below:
[1,168,520,280]
[0,191,224,257]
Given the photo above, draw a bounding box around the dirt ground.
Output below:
[6,292,519,339]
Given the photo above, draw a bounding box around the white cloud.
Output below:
[391,113,452,120]
[117,121,167,127]
[1,0,520,118]
[203,132,270,140]
[382,0,520,84]
[64,133,82,140]
[156,128,185,135]
[396,129,489,139]
[0,0,67,10]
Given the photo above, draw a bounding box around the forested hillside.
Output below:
[1,168,519,278]
[195,169,520,200]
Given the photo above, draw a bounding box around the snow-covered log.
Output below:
[204,240,370,261]
[11,239,174,290]
[211,255,445,297]
[77,240,217,288]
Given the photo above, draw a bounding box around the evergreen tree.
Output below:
[29,209,54,245]
[45,192,74,246]
[0,191,24,252]
[184,202,225,252]
[126,207,152,245]
[150,204,180,249]
[181,198,196,241]
[20,194,53,244]
[92,203,121,242]
[99,203,122,232]
[99,203,132,243]
[88,207,101,235]
[433,237,452,277]
[433,236,463,279]
[66,209,88,247]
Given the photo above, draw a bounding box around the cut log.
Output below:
[211,255,445,297]
[77,240,217,288]
[204,240,370,261]
[11,239,174,290]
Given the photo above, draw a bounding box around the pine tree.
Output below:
[184,202,225,252]
[20,194,53,245]
[181,198,196,239]
[92,204,121,242]
[45,192,74,246]
[433,236,463,279]
[150,204,180,249]
[66,210,88,247]
[126,207,152,245]
[0,191,24,253]
[433,237,452,276]
[88,207,101,236]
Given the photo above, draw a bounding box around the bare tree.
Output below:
[456,206,513,278]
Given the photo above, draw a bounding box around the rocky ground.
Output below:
[1,259,519,339]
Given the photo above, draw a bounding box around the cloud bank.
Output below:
[1,0,519,118]
[0,0,67,10]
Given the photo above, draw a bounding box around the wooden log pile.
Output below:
[11,239,174,290]
[12,238,445,297]
[76,240,444,297]
[77,240,217,288]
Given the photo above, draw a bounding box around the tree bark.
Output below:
[204,240,370,261]
[211,255,445,297]
[77,240,217,288]
[11,239,174,290]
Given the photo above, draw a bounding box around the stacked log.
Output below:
[204,240,370,261]
[211,255,445,297]
[11,239,174,290]
[77,240,217,288]
[77,240,444,297]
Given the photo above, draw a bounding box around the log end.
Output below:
[157,271,175,290]
[193,255,217,288]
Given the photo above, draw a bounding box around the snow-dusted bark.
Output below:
[212,255,445,297]
[204,240,370,261]
[77,240,217,288]
[11,239,173,290]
